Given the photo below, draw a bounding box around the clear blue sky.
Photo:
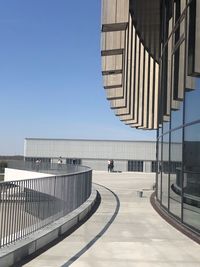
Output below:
[0,0,155,155]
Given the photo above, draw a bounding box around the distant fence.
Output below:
[0,161,92,248]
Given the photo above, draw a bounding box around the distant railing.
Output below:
[175,168,200,197]
[0,161,92,248]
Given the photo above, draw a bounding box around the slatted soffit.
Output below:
[101,0,200,130]
[101,0,159,130]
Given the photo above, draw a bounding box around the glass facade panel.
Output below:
[183,123,200,231]
[171,102,183,129]
[162,134,169,208]
[157,138,162,200]
[169,128,182,219]
[163,120,170,133]
[151,161,157,172]
[185,83,200,123]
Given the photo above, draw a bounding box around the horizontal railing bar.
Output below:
[0,161,92,248]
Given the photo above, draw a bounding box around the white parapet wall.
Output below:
[4,168,54,182]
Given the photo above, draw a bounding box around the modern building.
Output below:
[24,138,158,172]
[101,1,200,234]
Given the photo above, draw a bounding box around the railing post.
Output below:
[0,163,92,248]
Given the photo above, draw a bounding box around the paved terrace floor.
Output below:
[21,171,200,267]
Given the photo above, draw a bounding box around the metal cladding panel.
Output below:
[103,73,122,88]
[116,0,129,23]
[105,87,124,100]
[101,0,129,25]
[110,97,126,109]
[173,42,185,97]
[101,31,125,51]
[101,0,116,25]
[148,57,154,129]
[123,34,140,126]
[143,51,149,128]
[118,26,136,120]
[138,44,144,126]
[25,139,157,161]
[176,1,186,100]
[101,0,160,130]
[113,16,132,116]
[165,19,173,117]
[132,35,140,123]
[172,1,185,102]
[108,26,129,109]
[102,54,123,73]
[153,63,159,129]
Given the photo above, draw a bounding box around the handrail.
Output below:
[0,161,92,248]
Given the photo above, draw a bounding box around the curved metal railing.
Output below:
[0,161,92,248]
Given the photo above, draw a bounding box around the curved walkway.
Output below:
[21,171,200,267]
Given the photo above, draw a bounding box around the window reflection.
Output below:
[163,120,170,133]
[162,134,169,208]
[157,138,162,201]
[169,128,182,219]
[185,83,200,123]
[171,102,183,129]
[183,123,200,230]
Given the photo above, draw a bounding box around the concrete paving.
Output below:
[21,171,200,267]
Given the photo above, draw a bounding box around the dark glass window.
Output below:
[66,158,81,165]
[151,161,157,172]
[128,161,143,172]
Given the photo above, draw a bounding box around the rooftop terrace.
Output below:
[18,171,200,267]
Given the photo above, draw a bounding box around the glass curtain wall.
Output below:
[157,0,200,233]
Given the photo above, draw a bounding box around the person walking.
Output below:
[107,160,111,172]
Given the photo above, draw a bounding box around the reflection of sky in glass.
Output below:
[185,123,200,142]
[185,78,200,123]
[171,129,182,162]
[169,78,200,142]
[163,120,170,133]
[171,102,183,130]
[171,129,182,144]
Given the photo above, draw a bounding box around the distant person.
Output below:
[107,160,111,172]
[58,156,62,168]
[35,159,41,171]
[110,160,114,172]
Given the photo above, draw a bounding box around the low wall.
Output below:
[4,168,54,181]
